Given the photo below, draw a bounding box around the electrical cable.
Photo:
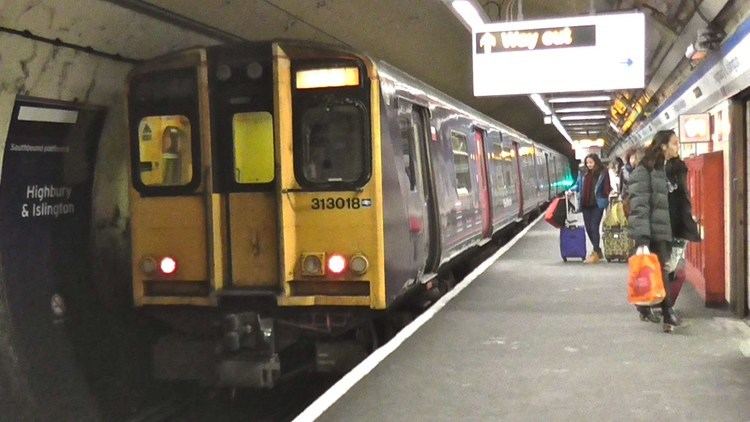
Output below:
[0,26,140,63]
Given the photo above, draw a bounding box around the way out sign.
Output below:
[472,12,645,96]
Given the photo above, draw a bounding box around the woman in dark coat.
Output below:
[665,153,701,302]
[568,153,611,263]
[627,130,680,332]
[665,156,701,243]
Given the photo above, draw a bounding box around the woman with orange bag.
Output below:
[627,130,680,332]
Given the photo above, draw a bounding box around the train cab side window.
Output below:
[398,115,417,190]
[232,112,274,184]
[138,116,193,186]
[397,103,426,192]
[451,131,471,195]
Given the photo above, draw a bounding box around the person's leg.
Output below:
[589,207,605,257]
[636,305,660,323]
[582,207,595,247]
[651,240,678,331]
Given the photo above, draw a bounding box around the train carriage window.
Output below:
[451,131,471,194]
[137,116,193,186]
[298,104,365,184]
[232,112,274,184]
[397,102,426,192]
[398,115,417,190]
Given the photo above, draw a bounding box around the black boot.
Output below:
[662,307,681,333]
[637,306,660,323]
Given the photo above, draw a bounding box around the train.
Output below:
[126,40,573,388]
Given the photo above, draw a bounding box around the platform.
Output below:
[309,219,750,421]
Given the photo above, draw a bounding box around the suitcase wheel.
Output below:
[562,257,567,262]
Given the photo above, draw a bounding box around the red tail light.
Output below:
[327,254,346,274]
[159,257,177,275]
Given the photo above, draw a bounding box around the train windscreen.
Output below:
[292,61,371,189]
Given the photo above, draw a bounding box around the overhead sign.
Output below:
[473,12,645,96]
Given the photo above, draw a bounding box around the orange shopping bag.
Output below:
[627,248,666,306]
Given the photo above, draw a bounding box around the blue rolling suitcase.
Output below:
[560,194,587,262]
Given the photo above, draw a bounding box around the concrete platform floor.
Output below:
[318,220,750,421]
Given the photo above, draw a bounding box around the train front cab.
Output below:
[127,42,391,386]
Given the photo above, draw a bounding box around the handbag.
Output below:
[627,246,666,306]
[544,197,567,228]
[603,199,627,228]
[665,239,686,273]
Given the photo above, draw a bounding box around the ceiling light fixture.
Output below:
[548,95,612,103]
[555,107,609,113]
[551,115,573,144]
[529,93,552,116]
[559,114,609,121]
[563,121,607,127]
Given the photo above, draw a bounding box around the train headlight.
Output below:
[301,253,325,276]
[159,257,178,275]
[327,254,347,275]
[350,254,369,275]
[140,256,157,275]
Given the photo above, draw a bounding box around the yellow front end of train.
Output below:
[128,42,386,312]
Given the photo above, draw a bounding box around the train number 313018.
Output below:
[310,197,372,210]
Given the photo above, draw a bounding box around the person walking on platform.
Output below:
[628,130,680,332]
[568,153,611,264]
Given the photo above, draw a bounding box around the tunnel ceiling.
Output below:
[118,0,712,156]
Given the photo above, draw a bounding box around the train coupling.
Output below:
[217,312,280,388]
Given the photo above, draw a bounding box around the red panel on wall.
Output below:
[684,152,725,306]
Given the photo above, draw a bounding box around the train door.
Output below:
[129,51,219,306]
[474,128,492,238]
[512,140,524,218]
[398,101,436,275]
[211,47,278,290]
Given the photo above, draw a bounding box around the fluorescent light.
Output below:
[555,107,609,113]
[564,121,607,127]
[551,115,573,144]
[548,95,612,103]
[529,94,552,116]
[609,121,619,132]
[559,114,609,121]
[452,0,485,29]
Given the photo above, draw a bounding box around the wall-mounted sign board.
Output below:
[473,12,645,96]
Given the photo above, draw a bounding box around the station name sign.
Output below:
[475,25,595,54]
[472,12,645,96]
